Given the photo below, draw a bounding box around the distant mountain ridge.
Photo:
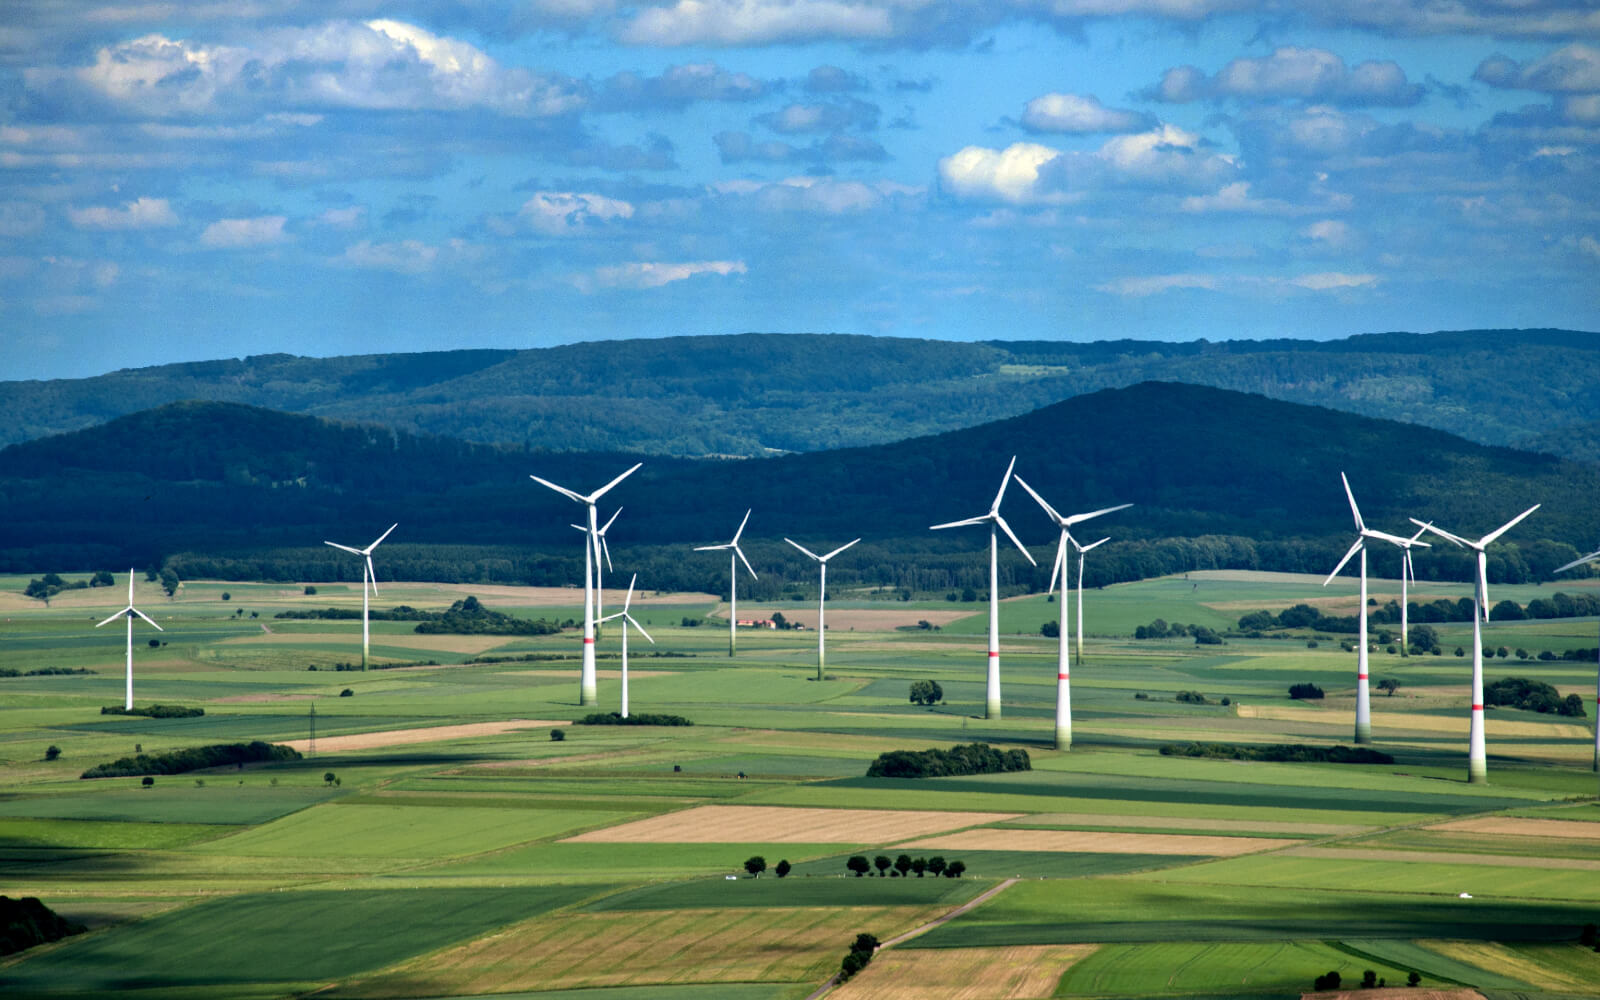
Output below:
[1,383,1593,591]
[1,329,1596,461]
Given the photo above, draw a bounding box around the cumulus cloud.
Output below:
[580,259,746,290]
[1475,44,1600,93]
[1021,93,1154,133]
[1148,47,1424,106]
[518,191,635,234]
[1179,181,1304,214]
[594,62,768,110]
[67,196,178,230]
[754,98,880,134]
[32,20,584,118]
[941,125,1235,205]
[200,216,287,248]
[716,130,887,162]
[939,142,1066,205]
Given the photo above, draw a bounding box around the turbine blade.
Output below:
[1405,549,1415,587]
[367,522,398,551]
[1064,502,1133,527]
[601,535,614,573]
[1048,534,1065,596]
[1362,528,1415,547]
[600,507,622,534]
[133,607,163,631]
[589,462,643,502]
[1480,504,1540,547]
[1013,475,1062,524]
[600,610,625,623]
[622,573,637,612]
[1341,471,1364,532]
[930,516,988,531]
[734,544,757,580]
[127,569,135,605]
[989,455,1017,513]
[366,556,378,596]
[1407,524,1431,545]
[693,543,732,552]
[1081,536,1110,552]
[325,541,362,555]
[732,508,751,544]
[1324,537,1364,585]
[785,538,822,562]
[1555,550,1600,574]
[994,514,1036,565]
[822,538,860,562]
[96,610,124,628]
[1411,519,1469,548]
[627,614,655,645]
[529,474,585,504]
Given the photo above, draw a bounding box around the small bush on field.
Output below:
[1133,691,1148,700]
[1288,683,1324,700]
[1314,970,1341,991]
[576,712,693,726]
[865,742,1029,778]
[1175,690,1207,704]
[550,729,565,741]
[44,746,60,761]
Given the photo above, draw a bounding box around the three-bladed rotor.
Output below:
[1411,504,1540,621]
[324,523,398,597]
[95,568,162,632]
[930,456,1036,567]
[696,508,757,579]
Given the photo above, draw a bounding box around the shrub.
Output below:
[303,585,317,595]
[775,859,791,878]
[1133,692,1149,700]
[339,688,353,697]
[81,741,301,779]
[1220,697,1231,706]
[1306,639,1319,648]
[865,743,1030,778]
[1314,970,1341,991]
[1040,620,1059,638]
[44,746,60,761]
[1175,690,1207,704]
[550,728,565,742]
[141,776,154,788]
[1288,683,1324,700]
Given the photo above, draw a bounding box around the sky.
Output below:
[1,1,1597,381]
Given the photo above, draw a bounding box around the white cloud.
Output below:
[340,238,480,275]
[519,191,635,235]
[1289,271,1376,290]
[1095,273,1219,297]
[941,125,1235,205]
[939,142,1066,205]
[1302,219,1356,248]
[316,206,366,229]
[67,196,178,230]
[618,0,895,46]
[200,215,287,248]
[1475,44,1600,93]
[581,259,746,290]
[1021,93,1153,133]
[1179,181,1302,214]
[1095,270,1377,297]
[36,21,583,118]
[1150,47,1423,106]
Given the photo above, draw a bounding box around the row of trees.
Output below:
[845,854,966,878]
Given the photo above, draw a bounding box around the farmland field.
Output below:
[1,572,1598,999]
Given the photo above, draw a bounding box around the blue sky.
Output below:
[1,1,1597,380]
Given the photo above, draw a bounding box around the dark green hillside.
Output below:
[0,384,1594,594]
[2,329,1597,460]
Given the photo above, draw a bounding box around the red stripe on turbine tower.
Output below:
[1472,704,1484,710]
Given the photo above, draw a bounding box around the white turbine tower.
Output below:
[573,507,621,629]
[785,537,859,681]
[1014,477,1129,749]
[324,523,397,671]
[1324,474,1417,744]
[1381,525,1431,656]
[695,509,757,657]
[1554,548,1599,774]
[932,457,1036,719]
[1075,536,1111,664]
[530,463,641,706]
[1412,504,1540,784]
[96,569,162,711]
[600,574,653,719]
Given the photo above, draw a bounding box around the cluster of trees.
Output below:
[1161,742,1395,764]
[1133,619,1223,644]
[1485,678,1587,717]
[1314,969,1420,990]
[1288,683,1325,700]
[837,932,880,983]
[1242,593,1600,641]
[865,743,1030,778]
[21,570,115,603]
[80,741,301,779]
[0,667,94,678]
[276,597,561,636]
[99,704,203,718]
[741,856,791,877]
[576,712,693,726]
[845,854,965,879]
[1,896,87,956]
[908,680,943,706]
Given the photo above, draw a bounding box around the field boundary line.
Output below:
[801,877,1020,1000]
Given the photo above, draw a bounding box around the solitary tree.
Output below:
[774,859,791,878]
[908,680,943,706]
[141,776,154,788]
[846,855,870,877]
[324,772,336,786]
[873,854,892,877]
[1377,678,1400,697]
[1407,971,1421,987]
[45,745,61,761]
[744,855,767,877]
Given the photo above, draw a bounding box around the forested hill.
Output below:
[1,384,1594,591]
[1,329,1597,461]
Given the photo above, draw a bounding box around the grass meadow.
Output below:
[1,571,1598,999]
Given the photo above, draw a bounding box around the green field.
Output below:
[2,572,1598,999]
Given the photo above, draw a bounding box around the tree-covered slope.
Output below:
[1,329,1596,460]
[0,384,1593,591]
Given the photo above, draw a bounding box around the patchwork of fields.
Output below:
[1,572,1598,1000]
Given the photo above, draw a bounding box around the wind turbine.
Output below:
[1324,474,1417,745]
[1075,536,1111,664]
[1014,477,1130,749]
[96,569,162,711]
[1552,547,1598,773]
[530,463,641,706]
[932,457,1036,719]
[324,523,397,671]
[600,574,653,719]
[785,537,859,681]
[1412,503,1540,784]
[695,509,757,656]
[1379,525,1431,657]
[573,507,621,628]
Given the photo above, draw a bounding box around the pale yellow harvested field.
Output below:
[1421,940,1600,992]
[1016,813,1368,836]
[894,828,1285,856]
[831,944,1098,1000]
[1280,846,1600,870]
[281,718,565,753]
[1430,816,1600,839]
[726,604,974,631]
[339,905,942,998]
[564,805,1020,844]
